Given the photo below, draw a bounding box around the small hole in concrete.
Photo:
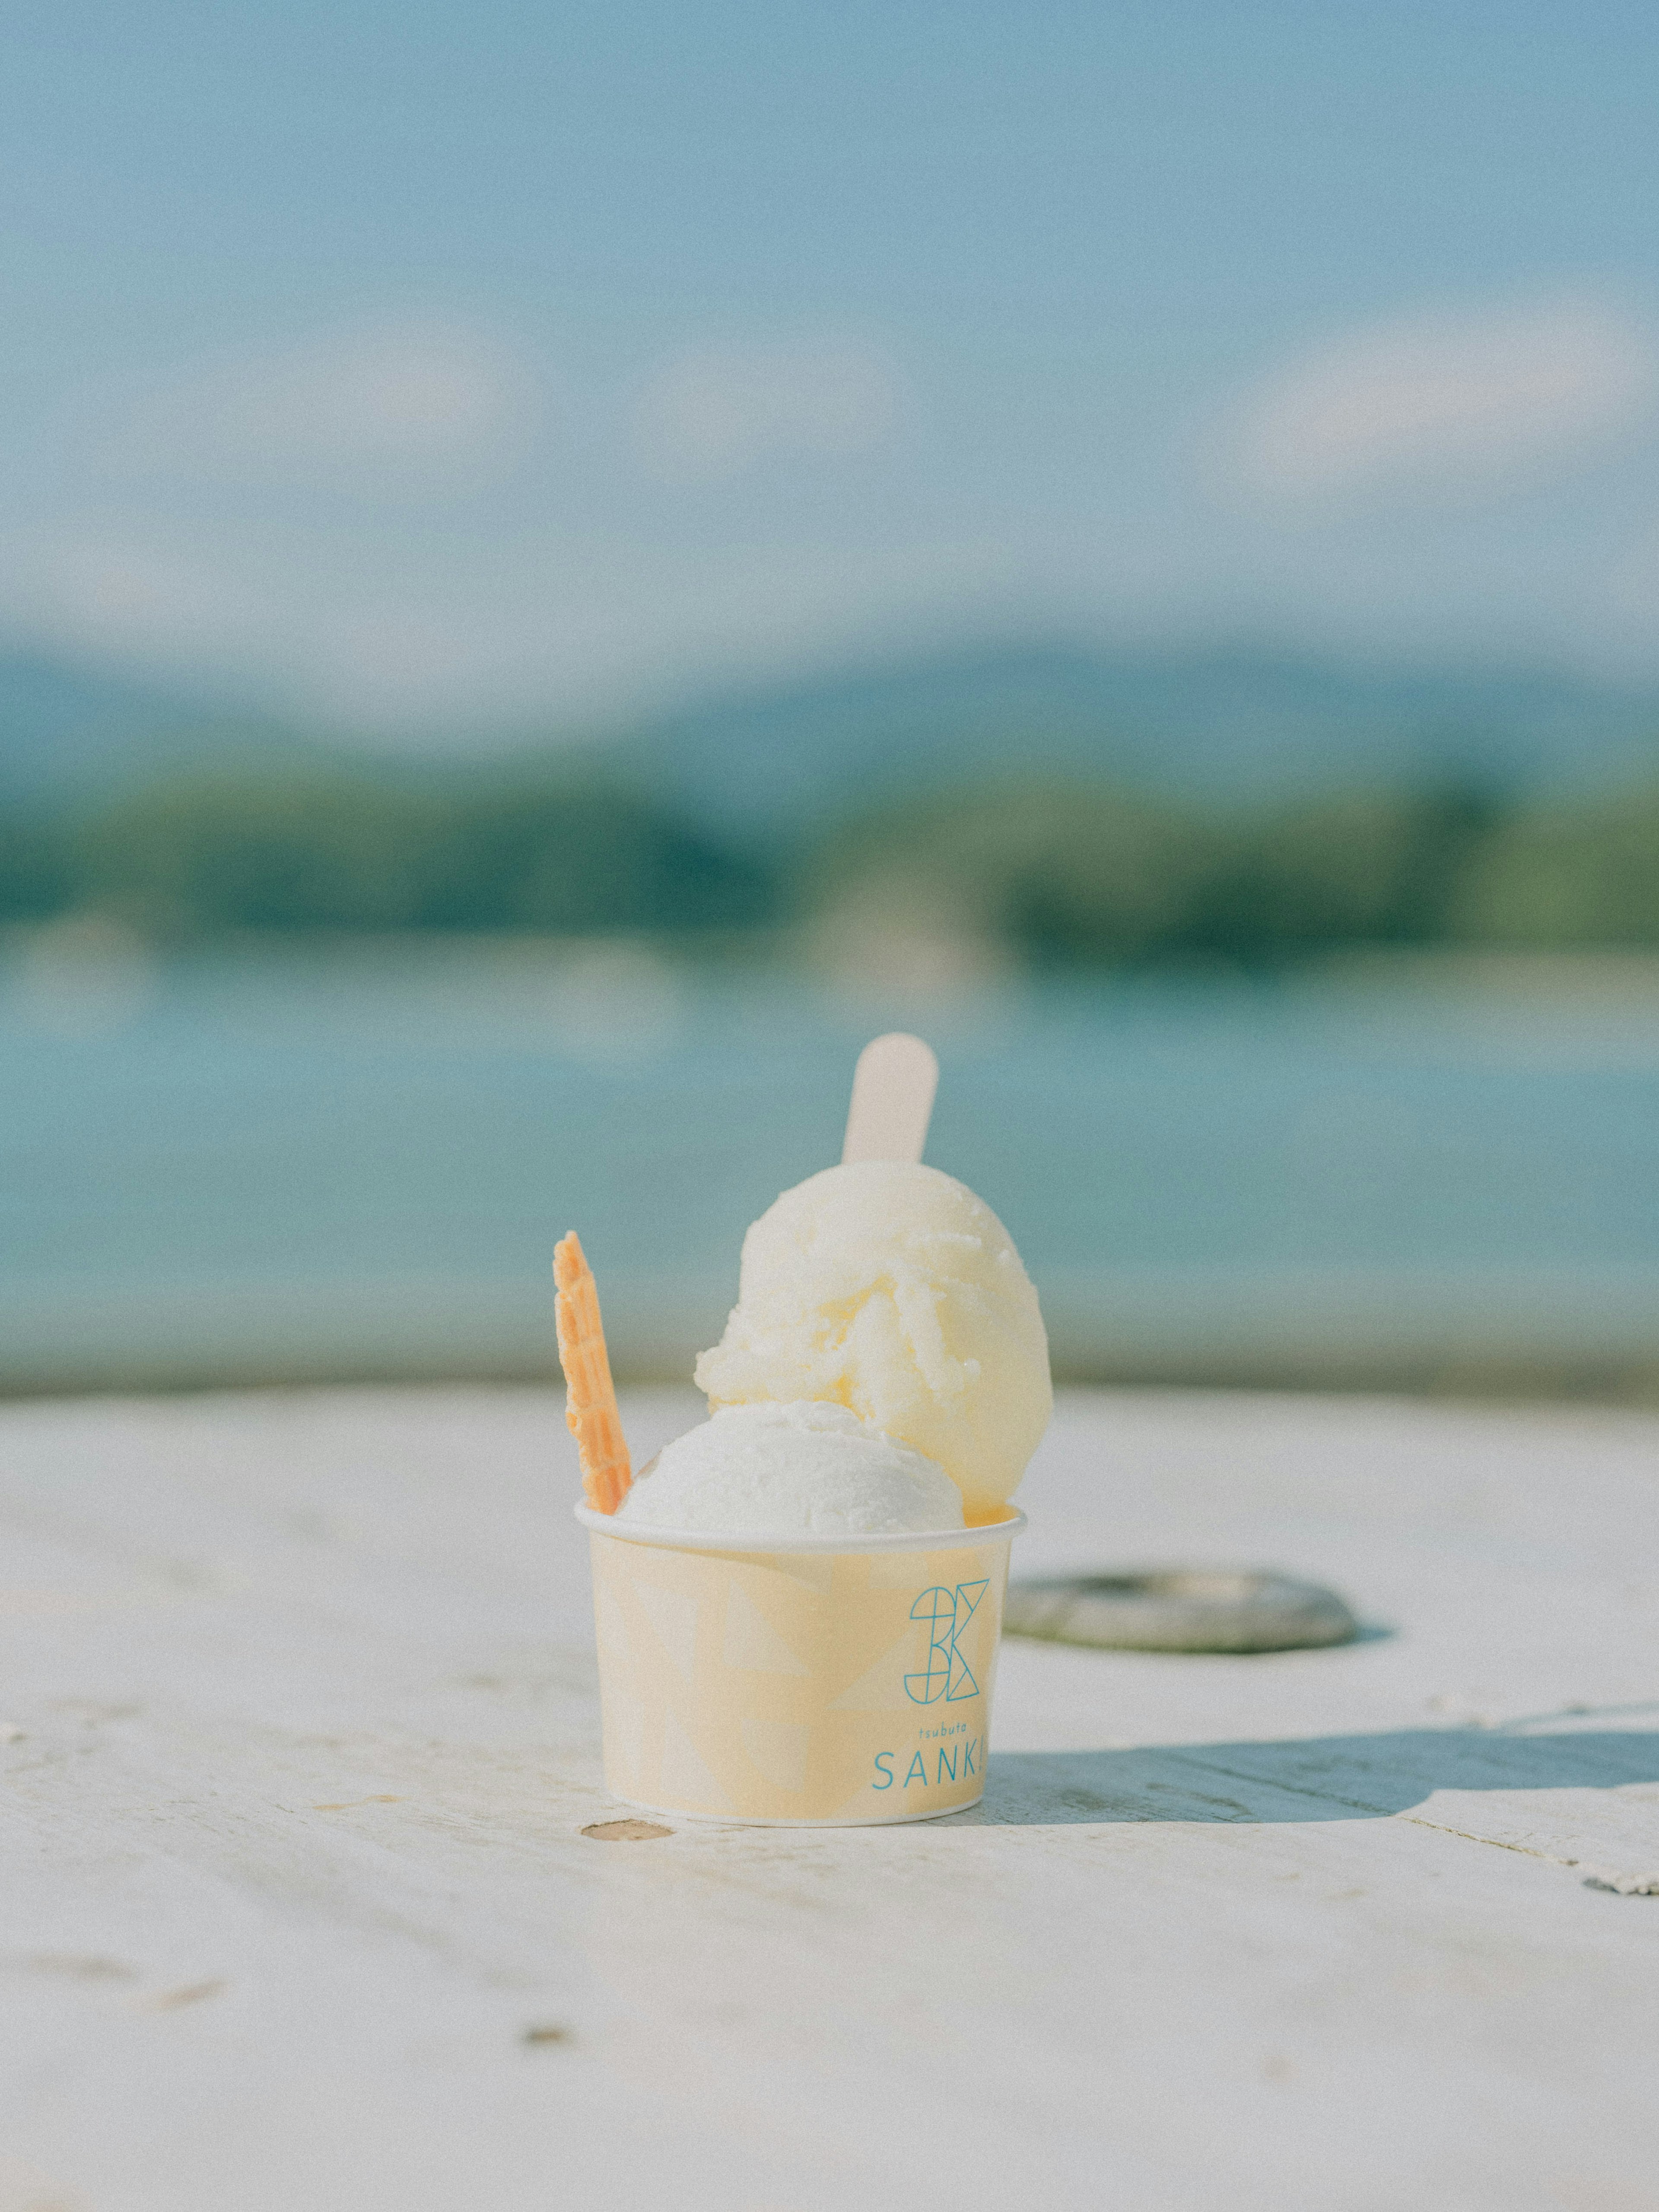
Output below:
[581,1818,672,1842]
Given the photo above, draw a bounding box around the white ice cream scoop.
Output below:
[614,1401,965,1536]
[693,1157,1051,1521]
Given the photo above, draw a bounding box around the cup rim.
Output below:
[574,1502,1027,1555]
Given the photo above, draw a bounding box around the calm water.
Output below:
[6,935,1659,1390]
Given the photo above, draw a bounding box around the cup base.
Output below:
[600,1789,985,1830]
[587,1510,1021,1825]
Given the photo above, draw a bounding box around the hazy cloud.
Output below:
[0,514,1012,728]
[302,534,1008,725]
[1233,300,1656,499]
[90,325,539,494]
[0,529,282,672]
[631,343,901,484]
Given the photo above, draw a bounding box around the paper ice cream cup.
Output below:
[577,1505,1025,1826]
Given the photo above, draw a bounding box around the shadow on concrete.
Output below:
[977,1728,1659,1826]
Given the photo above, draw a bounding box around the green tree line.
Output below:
[809,777,1659,961]
[5,760,1659,959]
[0,768,774,938]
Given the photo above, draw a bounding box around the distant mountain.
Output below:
[612,641,1659,833]
[6,635,1659,829]
[0,649,305,802]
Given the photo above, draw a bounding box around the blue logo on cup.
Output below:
[903,1582,989,1704]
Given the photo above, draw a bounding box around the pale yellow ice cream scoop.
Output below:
[693,1158,1051,1522]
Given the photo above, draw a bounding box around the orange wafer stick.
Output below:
[554,1231,633,1514]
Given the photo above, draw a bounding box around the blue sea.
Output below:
[6,932,1659,1392]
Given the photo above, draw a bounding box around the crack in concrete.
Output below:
[1396,1814,1578,1866]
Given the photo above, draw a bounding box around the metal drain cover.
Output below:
[1004,1570,1358,1653]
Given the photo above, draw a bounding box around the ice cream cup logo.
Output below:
[578,1507,1023,1827]
[904,1581,988,1704]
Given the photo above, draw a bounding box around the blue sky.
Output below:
[6,0,1659,729]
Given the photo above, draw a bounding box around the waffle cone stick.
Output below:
[554,1232,633,1514]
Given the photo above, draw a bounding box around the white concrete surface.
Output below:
[3,1384,1658,2212]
